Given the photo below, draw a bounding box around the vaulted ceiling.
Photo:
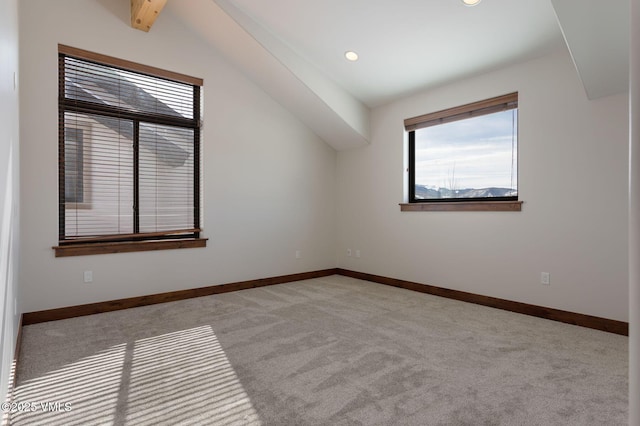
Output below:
[165,0,629,150]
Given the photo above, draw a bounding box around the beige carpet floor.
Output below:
[11,275,628,425]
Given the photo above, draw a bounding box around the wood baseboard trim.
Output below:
[23,268,338,325]
[22,267,627,336]
[336,269,628,336]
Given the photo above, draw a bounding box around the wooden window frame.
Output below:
[54,45,207,256]
[402,92,522,212]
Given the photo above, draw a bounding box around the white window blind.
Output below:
[59,48,202,244]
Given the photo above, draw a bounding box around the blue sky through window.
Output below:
[414,109,517,192]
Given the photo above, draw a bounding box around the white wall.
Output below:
[0,0,20,404]
[337,47,629,322]
[19,0,336,313]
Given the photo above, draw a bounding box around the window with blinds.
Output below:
[405,93,518,204]
[58,45,203,250]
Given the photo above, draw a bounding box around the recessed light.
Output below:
[462,0,481,6]
[345,51,359,62]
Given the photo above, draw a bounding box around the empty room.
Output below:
[1,0,639,424]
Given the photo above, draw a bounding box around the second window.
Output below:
[406,93,518,203]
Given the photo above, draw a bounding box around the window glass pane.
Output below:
[64,112,134,237]
[64,57,194,120]
[139,124,195,232]
[414,109,517,199]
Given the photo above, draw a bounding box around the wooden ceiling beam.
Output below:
[131,0,168,32]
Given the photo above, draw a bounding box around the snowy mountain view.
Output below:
[414,184,517,200]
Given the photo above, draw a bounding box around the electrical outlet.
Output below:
[84,270,93,283]
[347,248,352,257]
[295,250,301,259]
[540,272,550,285]
[355,249,361,258]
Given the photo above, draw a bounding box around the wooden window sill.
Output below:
[400,201,523,212]
[53,238,207,257]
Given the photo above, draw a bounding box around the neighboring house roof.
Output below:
[65,70,191,168]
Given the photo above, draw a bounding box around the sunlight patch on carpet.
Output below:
[11,325,261,425]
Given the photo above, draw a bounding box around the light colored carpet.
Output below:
[11,275,628,425]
